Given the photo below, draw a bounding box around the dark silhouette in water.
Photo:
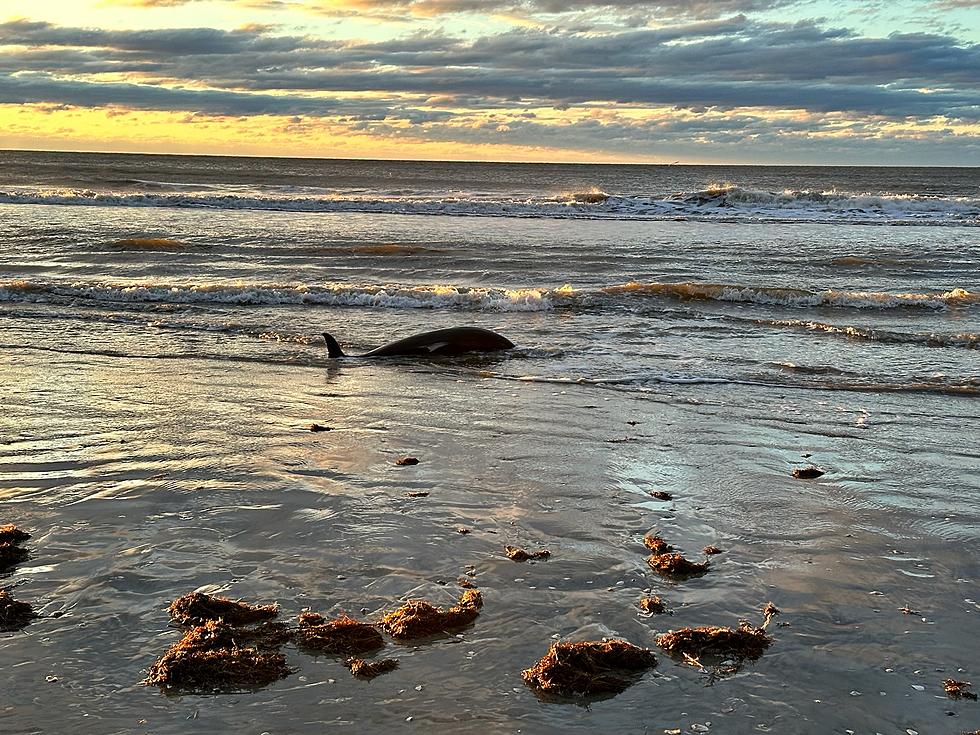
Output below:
[323,327,514,358]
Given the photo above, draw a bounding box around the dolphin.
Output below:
[323,326,514,358]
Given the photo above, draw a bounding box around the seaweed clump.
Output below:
[522,639,657,698]
[380,590,483,640]
[944,678,978,701]
[505,545,550,562]
[345,657,399,679]
[643,534,673,554]
[0,524,30,572]
[792,466,825,479]
[647,552,710,579]
[143,620,291,693]
[295,613,384,655]
[642,533,709,579]
[649,491,673,501]
[638,595,669,615]
[657,621,773,662]
[0,525,30,544]
[169,592,279,626]
[0,588,36,631]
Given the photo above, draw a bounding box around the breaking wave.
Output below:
[600,282,975,310]
[757,318,979,349]
[0,279,555,311]
[1,183,978,225]
[0,278,974,313]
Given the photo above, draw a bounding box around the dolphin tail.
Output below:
[323,332,346,358]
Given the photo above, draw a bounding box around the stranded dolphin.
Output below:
[323,327,514,358]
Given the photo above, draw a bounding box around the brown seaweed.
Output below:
[345,657,399,679]
[646,552,710,579]
[0,525,31,573]
[638,595,668,614]
[649,491,673,501]
[295,613,384,655]
[0,589,36,631]
[642,534,673,554]
[703,545,724,556]
[761,602,780,626]
[0,542,29,571]
[143,620,291,693]
[380,590,482,640]
[309,424,331,432]
[169,592,279,626]
[944,678,978,701]
[405,491,429,498]
[522,639,657,698]
[0,525,30,544]
[395,456,420,466]
[504,545,550,562]
[657,621,773,661]
[792,466,825,479]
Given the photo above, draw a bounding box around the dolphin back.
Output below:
[324,327,512,359]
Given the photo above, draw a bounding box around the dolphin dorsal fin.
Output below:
[323,332,346,358]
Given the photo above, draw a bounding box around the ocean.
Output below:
[1,149,978,734]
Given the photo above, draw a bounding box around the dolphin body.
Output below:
[323,326,514,358]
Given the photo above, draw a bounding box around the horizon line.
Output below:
[3,146,978,169]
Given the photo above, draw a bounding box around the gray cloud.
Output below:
[1,13,978,158]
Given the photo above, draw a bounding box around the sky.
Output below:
[0,0,978,163]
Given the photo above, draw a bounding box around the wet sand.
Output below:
[3,347,979,734]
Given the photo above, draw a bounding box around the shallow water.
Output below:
[1,153,979,734]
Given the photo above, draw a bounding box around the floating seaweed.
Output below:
[457,577,477,589]
[647,552,710,579]
[0,525,30,544]
[405,491,429,498]
[638,596,669,614]
[505,545,550,562]
[395,456,420,466]
[649,491,673,501]
[643,534,673,554]
[0,542,29,572]
[703,545,724,556]
[0,588,36,631]
[346,657,399,679]
[309,424,331,432]
[0,524,31,573]
[657,621,773,662]
[944,679,978,701]
[143,620,291,693]
[380,590,482,640]
[522,639,657,698]
[295,613,383,655]
[792,466,825,479]
[169,592,279,626]
[761,602,780,625]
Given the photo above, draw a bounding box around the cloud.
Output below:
[1,12,978,160]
